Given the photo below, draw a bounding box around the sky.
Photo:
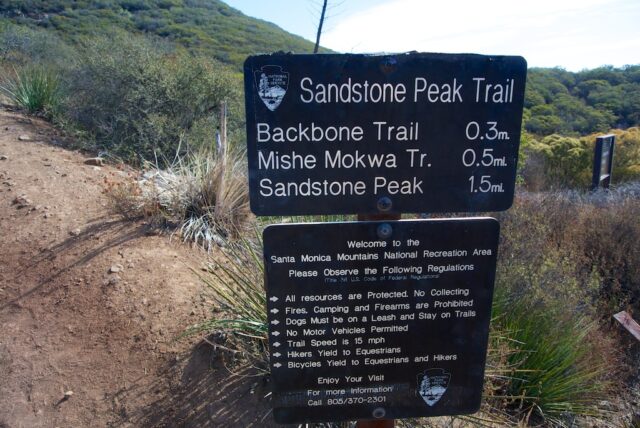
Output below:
[223,0,640,71]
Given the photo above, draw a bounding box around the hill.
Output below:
[0,0,321,68]
[525,65,640,136]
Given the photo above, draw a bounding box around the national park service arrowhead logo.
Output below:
[417,369,450,406]
[255,65,289,111]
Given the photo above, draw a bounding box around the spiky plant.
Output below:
[0,66,61,115]
[192,227,268,367]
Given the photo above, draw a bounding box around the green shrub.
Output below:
[63,32,242,163]
[526,135,591,189]
[0,20,76,68]
[521,128,640,190]
[0,66,62,115]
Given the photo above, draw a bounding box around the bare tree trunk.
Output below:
[314,0,328,53]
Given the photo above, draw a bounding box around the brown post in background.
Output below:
[591,134,615,190]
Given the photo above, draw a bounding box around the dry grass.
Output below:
[498,183,640,318]
[105,149,250,249]
[490,184,640,425]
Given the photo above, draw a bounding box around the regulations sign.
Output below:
[244,53,527,216]
[263,218,499,423]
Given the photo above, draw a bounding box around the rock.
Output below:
[142,298,148,306]
[84,157,104,166]
[0,155,7,160]
[44,213,50,219]
[109,264,123,274]
[64,391,73,398]
[12,194,31,209]
[69,228,81,236]
[18,134,30,141]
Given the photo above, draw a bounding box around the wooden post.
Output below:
[614,311,640,342]
[356,419,395,428]
[217,100,228,161]
[357,213,400,222]
[356,211,400,428]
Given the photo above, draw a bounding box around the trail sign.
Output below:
[244,53,527,216]
[263,218,499,424]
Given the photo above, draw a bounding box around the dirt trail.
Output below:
[0,108,270,427]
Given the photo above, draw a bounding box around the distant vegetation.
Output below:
[0,0,326,162]
[0,0,320,68]
[521,127,640,189]
[525,66,640,136]
[520,66,640,189]
[0,23,244,162]
[3,1,640,189]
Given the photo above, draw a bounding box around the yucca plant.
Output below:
[490,293,612,425]
[127,148,250,249]
[0,66,61,115]
[192,227,268,367]
[177,149,251,249]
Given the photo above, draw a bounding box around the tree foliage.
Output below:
[526,66,640,136]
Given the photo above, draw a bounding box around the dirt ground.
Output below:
[0,108,272,427]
